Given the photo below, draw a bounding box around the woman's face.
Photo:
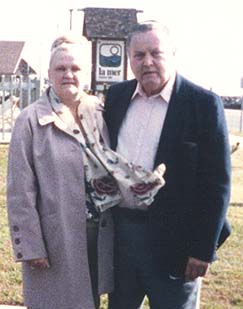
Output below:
[48,47,87,103]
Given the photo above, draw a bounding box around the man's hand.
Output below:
[184,257,209,281]
[27,258,50,270]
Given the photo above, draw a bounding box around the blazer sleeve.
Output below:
[7,108,48,262]
[189,93,231,262]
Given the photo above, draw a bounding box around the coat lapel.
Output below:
[35,91,70,132]
[154,74,185,167]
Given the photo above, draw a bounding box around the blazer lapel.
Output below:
[154,74,185,167]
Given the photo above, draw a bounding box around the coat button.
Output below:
[15,238,21,245]
[13,225,19,232]
[101,219,107,228]
[73,129,80,134]
[17,253,23,259]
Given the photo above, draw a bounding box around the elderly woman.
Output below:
[7,34,165,309]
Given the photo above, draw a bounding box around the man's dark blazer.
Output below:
[104,74,231,276]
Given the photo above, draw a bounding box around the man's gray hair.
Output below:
[126,20,173,48]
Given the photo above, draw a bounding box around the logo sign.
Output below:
[96,40,125,82]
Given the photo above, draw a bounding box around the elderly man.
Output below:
[104,21,231,309]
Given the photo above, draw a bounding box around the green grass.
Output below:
[0,139,243,307]
[0,145,22,305]
[200,138,243,309]
[200,206,243,308]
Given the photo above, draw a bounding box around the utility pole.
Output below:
[69,9,73,30]
[240,78,243,131]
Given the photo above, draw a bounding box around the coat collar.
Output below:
[35,88,67,131]
[36,88,105,133]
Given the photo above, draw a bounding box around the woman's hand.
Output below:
[154,163,166,186]
[27,258,50,270]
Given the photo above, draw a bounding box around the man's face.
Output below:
[48,48,86,102]
[128,29,176,96]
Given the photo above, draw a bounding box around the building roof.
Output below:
[82,7,142,39]
[18,59,37,75]
[0,41,36,75]
[0,41,25,75]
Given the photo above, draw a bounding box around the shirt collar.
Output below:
[131,72,176,103]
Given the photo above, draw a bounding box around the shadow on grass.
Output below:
[230,203,243,207]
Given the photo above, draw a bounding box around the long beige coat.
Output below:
[7,91,114,309]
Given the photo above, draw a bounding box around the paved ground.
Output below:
[225,108,243,132]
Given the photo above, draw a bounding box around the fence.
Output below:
[224,108,243,133]
[0,74,40,143]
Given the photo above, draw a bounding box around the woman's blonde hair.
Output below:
[49,32,90,67]
[50,33,89,51]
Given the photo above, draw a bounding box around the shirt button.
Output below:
[15,238,21,245]
[73,129,80,134]
[17,253,23,259]
[101,219,107,228]
[13,225,19,232]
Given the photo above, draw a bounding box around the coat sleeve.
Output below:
[7,108,48,262]
[189,93,231,262]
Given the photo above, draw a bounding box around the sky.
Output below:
[1,0,243,96]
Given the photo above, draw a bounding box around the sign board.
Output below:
[96,39,125,83]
